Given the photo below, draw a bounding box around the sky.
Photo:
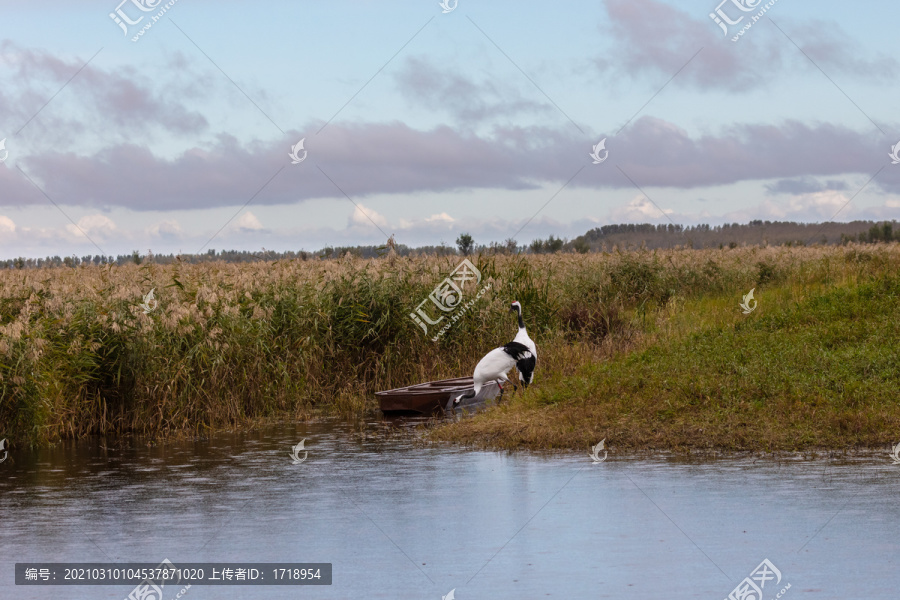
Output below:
[0,0,898,257]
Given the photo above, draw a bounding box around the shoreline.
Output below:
[4,408,899,462]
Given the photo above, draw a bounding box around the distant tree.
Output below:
[456,233,474,256]
[487,241,506,255]
[9,220,900,268]
[546,235,564,253]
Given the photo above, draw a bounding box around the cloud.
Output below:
[609,194,673,222]
[764,177,849,196]
[148,219,183,239]
[758,190,851,221]
[423,212,454,224]
[4,193,898,257]
[715,188,899,224]
[598,0,898,91]
[786,19,899,80]
[234,212,265,232]
[0,163,43,203]
[7,116,898,213]
[598,0,777,91]
[0,215,16,234]
[349,204,388,229]
[600,190,898,228]
[394,57,550,124]
[64,214,117,241]
[597,116,891,189]
[14,124,579,210]
[397,211,456,232]
[0,42,209,140]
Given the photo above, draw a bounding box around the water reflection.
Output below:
[1,420,898,599]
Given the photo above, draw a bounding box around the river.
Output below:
[1,419,898,599]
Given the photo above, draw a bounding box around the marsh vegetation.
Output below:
[2,244,899,450]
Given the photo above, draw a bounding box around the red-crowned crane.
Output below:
[452,301,536,406]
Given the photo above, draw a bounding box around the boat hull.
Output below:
[376,377,502,414]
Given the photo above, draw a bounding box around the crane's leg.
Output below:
[500,373,518,393]
[453,389,476,407]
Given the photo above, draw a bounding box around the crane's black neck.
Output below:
[516,309,525,330]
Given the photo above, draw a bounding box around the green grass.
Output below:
[432,272,900,451]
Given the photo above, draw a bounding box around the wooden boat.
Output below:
[376,377,501,414]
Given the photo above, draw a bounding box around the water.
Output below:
[1,419,899,599]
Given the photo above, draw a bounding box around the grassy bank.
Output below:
[2,244,900,449]
[432,245,900,452]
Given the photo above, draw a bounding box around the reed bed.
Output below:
[2,244,900,446]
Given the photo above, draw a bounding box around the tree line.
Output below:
[3,219,899,269]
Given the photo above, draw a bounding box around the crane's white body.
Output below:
[453,301,538,405]
[471,347,517,396]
